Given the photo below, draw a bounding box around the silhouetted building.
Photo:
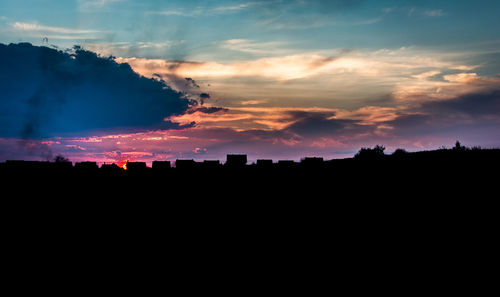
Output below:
[277,160,297,169]
[126,162,147,172]
[5,160,51,171]
[175,159,197,170]
[152,161,171,170]
[301,157,324,168]
[202,160,221,169]
[226,154,247,167]
[256,159,273,169]
[101,163,122,172]
[75,162,98,170]
[50,161,73,170]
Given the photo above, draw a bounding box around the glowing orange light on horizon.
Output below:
[117,161,128,170]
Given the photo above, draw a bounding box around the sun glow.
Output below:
[118,161,128,170]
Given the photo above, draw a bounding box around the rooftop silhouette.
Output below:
[1,143,499,178]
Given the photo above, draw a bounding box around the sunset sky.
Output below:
[1,0,500,164]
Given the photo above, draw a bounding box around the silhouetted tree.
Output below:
[453,141,467,151]
[392,148,407,156]
[54,155,69,163]
[355,145,386,160]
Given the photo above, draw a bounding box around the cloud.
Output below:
[251,0,379,30]
[218,39,289,56]
[166,80,500,154]
[148,10,202,17]
[186,107,229,114]
[304,0,366,11]
[3,81,499,163]
[2,42,497,162]
[11,22,99,35]
[166,104,401,134]
[119,46,477,87]
[118,54,339,81]
[77,0,124,12]
[257,14,380,31]
[443,72,478,83]
[0,43,193,138]
[84,41,186,59]
[407,8,447,18]
[240,99,268,105]
[148,0,364,21]
[421,88,500,118]
[117,46,482,112]
[393,72,500,103]
[168,108,253,128]
[9,21,103,40]
[212,1,276,13]
[381,81,500,141]
[423,9,447,17]
[412,70,441,80]
[283,111,363,137]
[148,1,278,17]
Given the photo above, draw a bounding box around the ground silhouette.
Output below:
[1,143,498,198]
[2,142,497,281]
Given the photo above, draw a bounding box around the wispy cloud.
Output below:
[7,21,105,41]
[423,9,447,17]
[218,39,289,55]
[166,105,404,132]
[212,1,276,13]
[148,1,278,17]
[11,22,100,35]
[382,7,395,14]
[119,46,475,84]
[84,40,185,57]
[77,0,124,12]
[118,53,340,81]
[408,7,447,17]
[258,13,381,30]
[240,100,268,105]
[116,45,485,118]
[149,9,203,17]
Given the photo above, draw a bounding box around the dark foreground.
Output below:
[1,146,499,196]
[3,146,498,225]
[1,147,498,291]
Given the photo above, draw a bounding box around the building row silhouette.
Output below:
[0,154,326,172]
[1,149,499,176]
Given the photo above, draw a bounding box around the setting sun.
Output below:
[118,162,127,170]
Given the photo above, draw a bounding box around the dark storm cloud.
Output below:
[383,114,433,137]
[0,43,193,138]
[421,89,500,117]
[199,93,210,99]
[185,77,200,89]
[284,111,364,137]
[199,92,210,105]
[150,74,209,106]
[187,106,228,114]
[384,85,500,138]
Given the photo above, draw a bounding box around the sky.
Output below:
[1,0,499,164]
